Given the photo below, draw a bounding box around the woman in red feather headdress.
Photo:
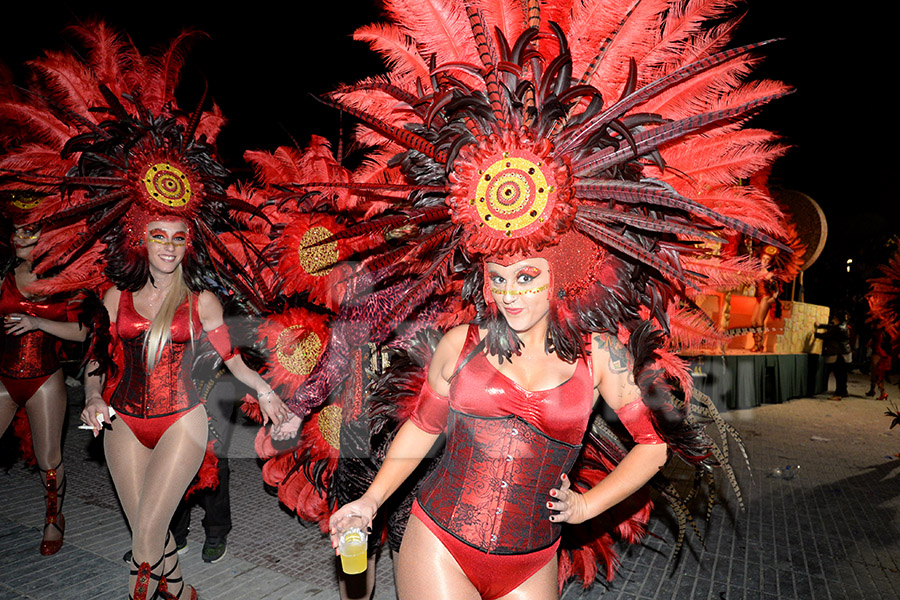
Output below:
[0,22,286,600]
[294,1,792,597]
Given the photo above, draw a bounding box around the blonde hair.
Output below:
[144,265,194,371]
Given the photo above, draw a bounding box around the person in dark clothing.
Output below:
[816,312,853,399]
[170,374,241,563]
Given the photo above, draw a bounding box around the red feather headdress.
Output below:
[284,0,791,409]
[277,0,787,586]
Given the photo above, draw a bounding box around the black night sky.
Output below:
[2,1,897,319]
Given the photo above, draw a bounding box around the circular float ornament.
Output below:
[317,405,342,450]
[298,226,338,276]
[467,149,557,239]
[275,326,322,376]
[141,162,193,208]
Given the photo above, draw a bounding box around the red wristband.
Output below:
[614,400,664,444]
[207,323,238,362]
[410,380,449,434]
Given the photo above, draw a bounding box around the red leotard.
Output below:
[0,274,73,405]
[411,324,594,599]
[110,290,203,449]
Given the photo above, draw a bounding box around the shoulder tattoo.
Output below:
[594,333,632,375]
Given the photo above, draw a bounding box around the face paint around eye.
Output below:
[486,257,552,334]
[490,264,548,295]
[147,229,187,246]
[518,266,542,279]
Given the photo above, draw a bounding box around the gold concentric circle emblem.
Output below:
[298,226,338,276]
[141,163,192,207]
[470,152,554,238]
[275,326,322,376]
[317,405,342,450]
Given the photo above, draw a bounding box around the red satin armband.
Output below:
[207,324,237,362]
[614,400,664,445]
[409,380,449,434]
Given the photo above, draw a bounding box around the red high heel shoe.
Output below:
[39,465,66,556]
[129,555,164,600]
[157,581,198,600]
[158,534,199,599]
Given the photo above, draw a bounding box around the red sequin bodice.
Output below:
[0,274,71,379]
[110,291,202,418]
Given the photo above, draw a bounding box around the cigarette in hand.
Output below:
[78,407,116,429]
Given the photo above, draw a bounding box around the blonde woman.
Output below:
[82,220,290,600]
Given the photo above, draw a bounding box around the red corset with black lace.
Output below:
[110,291,202,418]
[0,274,71,379]
[417,409,582,554]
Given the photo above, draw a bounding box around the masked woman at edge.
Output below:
[0,218,86,556]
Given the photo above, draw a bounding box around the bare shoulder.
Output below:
[102,288,122,322]
[197,290,222,311]
[197,290,224,328]
[592,331,630,374]
[428,324,471,392]
[591,331,640,410]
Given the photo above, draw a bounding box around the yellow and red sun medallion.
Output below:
[450,139,574,255]
[317,405,342,450]
[469,150,556,238]
[141,162,193,208]
[10,193,43,211]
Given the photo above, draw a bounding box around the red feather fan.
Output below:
[270,214,355,311]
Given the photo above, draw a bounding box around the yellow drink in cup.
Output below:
[339,536,368,574]
[337,515,368,574]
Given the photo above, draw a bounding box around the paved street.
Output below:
[2,371,899,599]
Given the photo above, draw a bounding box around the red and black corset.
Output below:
[109,291,202,418]
[417,409,582,554]
[111,336,201,417]
[0,329,63,379]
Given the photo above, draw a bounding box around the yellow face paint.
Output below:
[489,283,550,296]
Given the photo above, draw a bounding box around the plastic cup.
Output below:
[337,514,367,574]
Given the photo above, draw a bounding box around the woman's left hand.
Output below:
[548,473,592,525]
[271,413,302,441]
[4,313,39,335]
[257,389,291,426]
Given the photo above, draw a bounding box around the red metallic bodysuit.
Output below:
[411,324,594,599]
[110,290,203,448]
[0,274,74,405]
